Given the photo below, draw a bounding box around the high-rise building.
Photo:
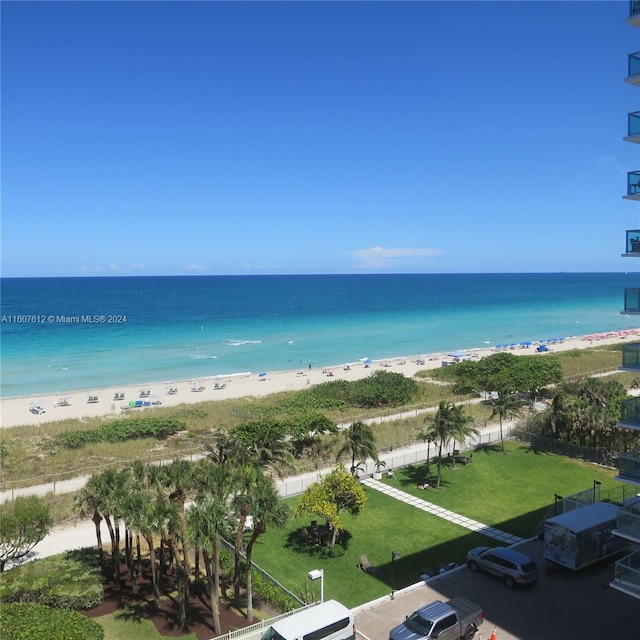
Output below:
[610,0,640,600]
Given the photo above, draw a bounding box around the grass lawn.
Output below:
[383,441,618,538]
[96,610,198,640]
[253,442,617,608]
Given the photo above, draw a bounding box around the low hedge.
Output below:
[54,417,185,449]
[0,549,103,610]
[0,602,104,640]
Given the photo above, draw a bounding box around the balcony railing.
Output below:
[625,112,640,143]
[622,342,640,370]
[617,448,640,484]
[625,171,640,200]
[624,230,640,255]
[624,289,640,314]
[611,550,640,600]
[628,52,640,85]
[614,504,640,541]
[629,1,640,26]
[620,397,640,430]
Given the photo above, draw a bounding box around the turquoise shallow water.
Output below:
[1,273,638,398]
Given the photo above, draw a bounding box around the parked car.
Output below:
[466,546,538,588]
[389,597,483,640]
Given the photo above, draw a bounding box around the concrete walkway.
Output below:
[361,477,524,546]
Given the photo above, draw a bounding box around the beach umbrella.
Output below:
[258,372,267,377]
[363,358,373,365]
[448,350,466,358]
[520,341,532,346]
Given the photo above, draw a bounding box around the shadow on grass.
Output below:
[518,442,549,455]
[396,467,451,491]
[474,443,503,455]
[284,527,352,558]
[400,463,429,486]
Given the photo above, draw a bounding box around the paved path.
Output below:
[361,478,524,545]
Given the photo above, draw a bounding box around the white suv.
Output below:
[466,546,538,588]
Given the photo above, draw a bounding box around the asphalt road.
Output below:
[354,539,639,640]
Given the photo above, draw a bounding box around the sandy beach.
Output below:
[2,330,637,430]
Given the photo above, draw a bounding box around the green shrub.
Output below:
[251,570,301,612]
[0,602,104,640]
[54,417,185,449]
[0,549,103,610]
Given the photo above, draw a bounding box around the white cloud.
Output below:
[351,246,444,269]
[244,264,277,271]
[108,263,121,271]
[184,263,206,271]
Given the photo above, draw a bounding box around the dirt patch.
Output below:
[82,561,279,639]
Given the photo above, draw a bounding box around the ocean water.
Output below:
[1,273,638,398]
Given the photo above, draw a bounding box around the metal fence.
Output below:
[211,603,317,640]
[510,428,615,466]
[218,537,305,607]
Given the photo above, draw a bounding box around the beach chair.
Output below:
[359,554,380,576]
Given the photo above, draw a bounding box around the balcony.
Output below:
[618,398,640,432]
[627,52,640,86]
[629,1,640,28]
[610,550,640,600]
[623,289,640,315]
[624,112,640,144]
[613,501,640,543]
[616,448,640,485]
[623,230,640,257]
[623,171,640,201]
[621,342,640,371]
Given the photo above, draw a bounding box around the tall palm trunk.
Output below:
[245,527,262,622]
[234,513,248,603]
[203,548,222,635]
[179,537,190,631]
[92,510,104,567]
[144,534,161,609]
[101,511,120,580]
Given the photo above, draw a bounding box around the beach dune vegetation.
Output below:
[293,370,419,409]
[53,417,185,450]
[443,353,562,400]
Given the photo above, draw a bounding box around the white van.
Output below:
[259,600,355,640]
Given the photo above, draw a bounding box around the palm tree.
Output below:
[74,482,105,568]
[449,403,479,465]
[488,393,521,453]
[243,472,289,622]
[157,459,195,632]
[424,401,458,489]
[231,464,261,604]
[77,468,130,580]
[417,423,437,479]
[187,464,232,635]
[336,421,379,476]
[206,429,242,465]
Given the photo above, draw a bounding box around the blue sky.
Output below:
[2,1,638,277]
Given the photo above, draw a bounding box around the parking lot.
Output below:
[354,539,639,640]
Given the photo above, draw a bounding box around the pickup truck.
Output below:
[389,597,483,640]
